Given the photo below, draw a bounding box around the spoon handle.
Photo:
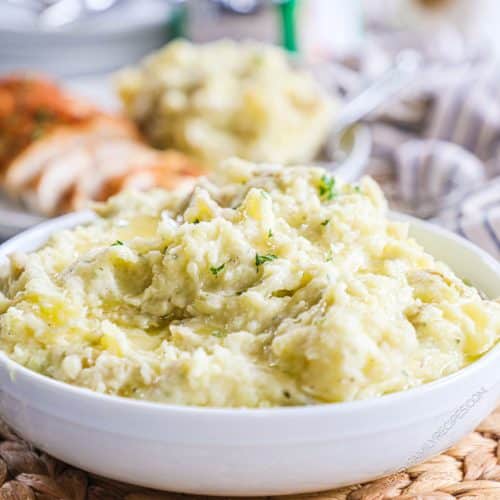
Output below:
[333,50,423,135]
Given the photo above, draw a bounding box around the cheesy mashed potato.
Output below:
[116,40,335,167]
[0,160,499,407]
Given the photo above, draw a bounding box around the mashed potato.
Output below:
[116,40,335,167]
[0,160,499,407]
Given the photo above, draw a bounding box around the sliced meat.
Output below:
[0,74,99,173]
[14,132,159,215]
[99,150,204,199]
[3,115,137,194]
[59,144,205,213]
[100,165,198,197]
[0,74,205,216]
[3,128,78,195]
[22,146,93,216]
[78,138,160,201]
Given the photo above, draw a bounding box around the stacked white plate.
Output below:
[0,0,175,76]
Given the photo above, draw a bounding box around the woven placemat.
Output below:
[0,407,499,499]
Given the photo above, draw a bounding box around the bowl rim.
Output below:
[0,210,499,417]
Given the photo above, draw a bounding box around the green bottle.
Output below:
[278,0,298,53]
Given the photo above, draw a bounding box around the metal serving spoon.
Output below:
[327,49,423,160]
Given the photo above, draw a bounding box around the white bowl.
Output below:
[0,212,499,496]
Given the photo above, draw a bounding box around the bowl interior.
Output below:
[0,210,498,417]
[403,215,500,299]
[3,210,497,296]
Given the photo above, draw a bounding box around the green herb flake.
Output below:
[211,331,225,338]
[34,108,53,123]
[111,240,124,247]
[255,253,278,267]
[321,219,330,227]
[193,218,200,224]
[318,174,337,201]
[31,109,54,141]
[353,186,361,193]
[210,263,225,276]
[268,229,273,238]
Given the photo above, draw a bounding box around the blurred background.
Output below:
[3,0,500,75]
[0,0,499,256]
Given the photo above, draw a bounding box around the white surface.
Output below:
[0,212,498,496]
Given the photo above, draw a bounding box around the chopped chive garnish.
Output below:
[111,240,124,246]
[210,263,225,276]
[255,253,278,267]
[318,174,337,201]
[321,219,330,226]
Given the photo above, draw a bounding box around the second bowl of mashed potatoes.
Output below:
[116,40,336,167]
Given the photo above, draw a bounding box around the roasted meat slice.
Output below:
[0,74,98,174]
[0,75,205,216]
[61,140,205,213]
[99,150,204,199]
[21,146,94,216]
[4,115,137,194]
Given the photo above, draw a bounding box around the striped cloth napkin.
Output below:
[329,33,500,260]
